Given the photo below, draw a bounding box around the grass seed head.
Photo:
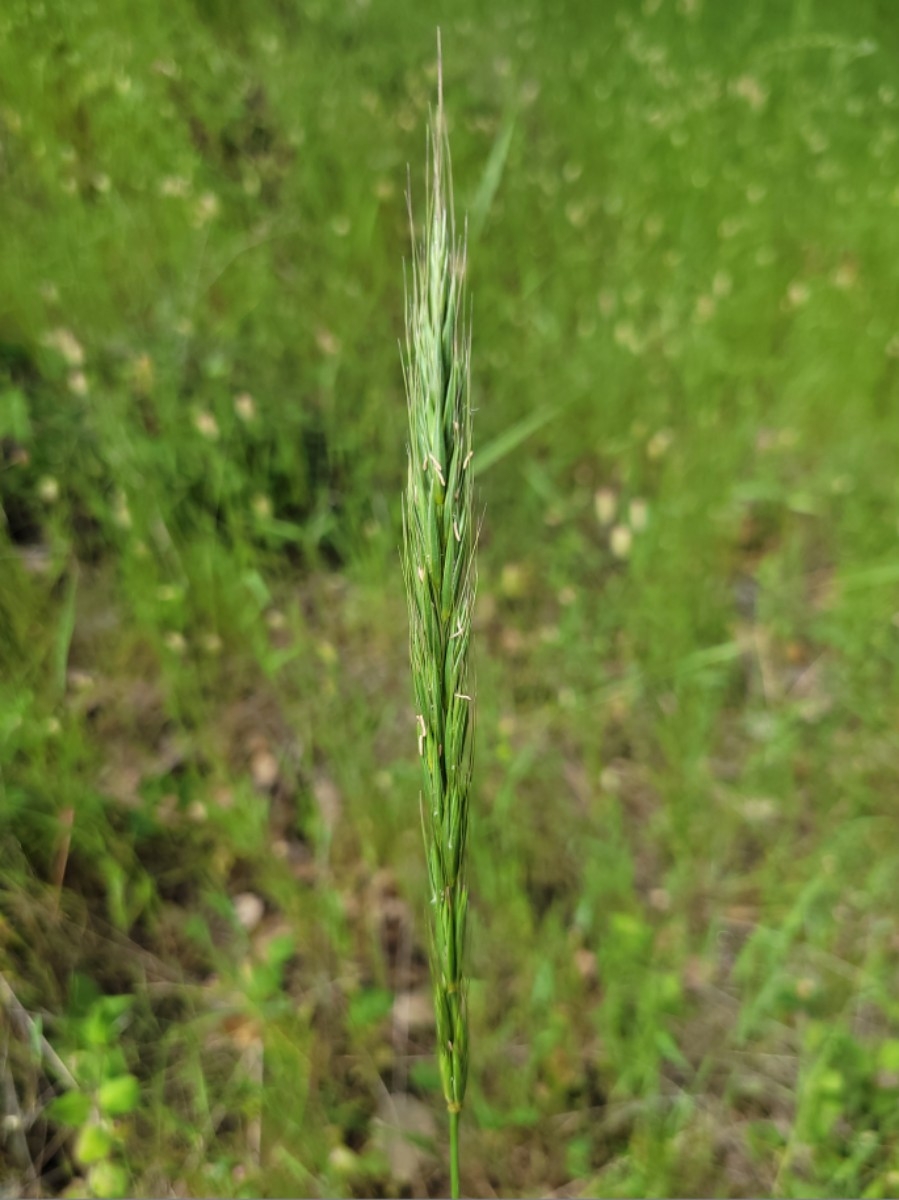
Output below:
[401,40,476,1125]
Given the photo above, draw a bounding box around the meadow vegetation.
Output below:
[2,0,899,1195]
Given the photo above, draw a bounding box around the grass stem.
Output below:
[450,1108,461,1199]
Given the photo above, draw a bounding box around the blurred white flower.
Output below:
[647,428,673,460]
[68,370,89,396]
[610,524,633,559]
[193,192,219,226]
[629,498,649,532]
[43,327,84,367]
[594,487,617,526]
[786,281,810,309]
[38,476,60,504]
[234,392,256,421]
[713,270,732,298]
[315,326,341,356]
[251,494,273,520]
[164,631,187,655]
[732,75,768,112]
[193,410,220,440]
[160,175,191,198]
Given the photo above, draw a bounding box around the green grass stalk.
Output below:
[401,40,476,1200]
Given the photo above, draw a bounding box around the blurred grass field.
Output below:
[3,0,899,1195]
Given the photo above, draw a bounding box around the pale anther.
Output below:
[428,453,446,486]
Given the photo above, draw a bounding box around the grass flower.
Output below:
[401,38,476,1200]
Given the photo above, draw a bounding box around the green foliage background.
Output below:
[2,0,899,1196]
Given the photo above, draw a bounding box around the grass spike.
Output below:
[401,31,476,1200]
